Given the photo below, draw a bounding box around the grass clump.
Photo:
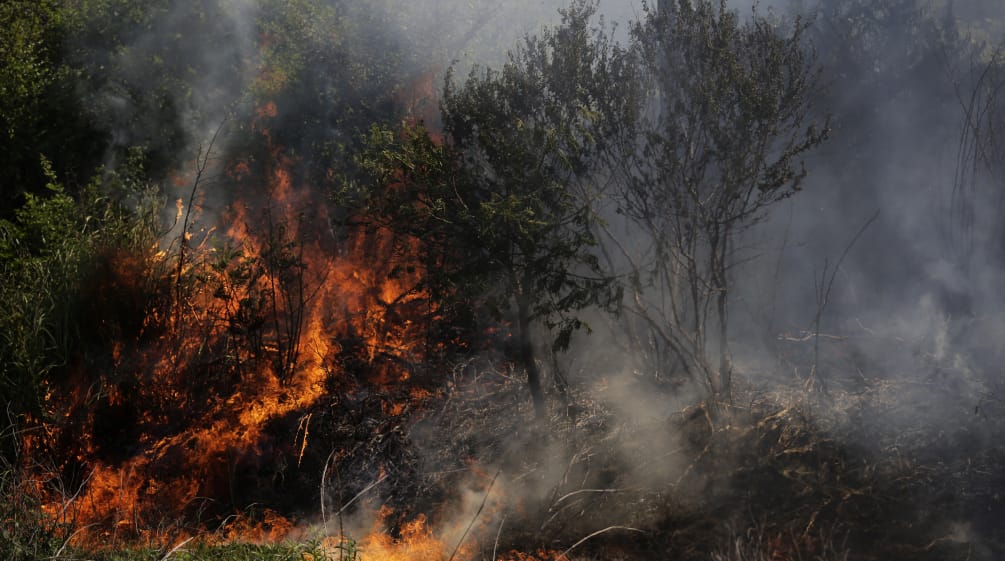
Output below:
[88,539,354,561]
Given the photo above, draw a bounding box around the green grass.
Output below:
[78,538,359,561]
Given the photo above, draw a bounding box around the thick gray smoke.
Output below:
[743,0,1005,385]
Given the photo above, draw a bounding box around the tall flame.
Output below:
[27,101,443,549]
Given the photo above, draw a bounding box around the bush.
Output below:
[0,154,161,462]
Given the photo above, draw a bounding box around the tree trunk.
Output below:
[716,282,730,401]
[517,294,546,420]
[714,234,731,403]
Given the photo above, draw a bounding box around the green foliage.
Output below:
[0,154,159,441]
[0,0,64,140]
[0,455,67,561]
[254,0,342,98]
[353,123,485,342]
[63,0,243,178]
[0,0,103,210]
[250,0,417,193]
[84,539,347,561]
[0,0,212,209]
[441,0,633,338]
[0,518,349,561]
[0,167,89,424]
[0,0,416,213]
[354,1,637,415]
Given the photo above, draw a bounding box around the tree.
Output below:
[356,1,636,418]
[610,0,828,399]
[0,0,107,211]
[440,0,638,418]
[0,154,159,463]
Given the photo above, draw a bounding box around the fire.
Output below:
[357,506,456,561]
[26,100,444,548]
[322,489,528,561]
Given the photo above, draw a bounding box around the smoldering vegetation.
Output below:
[3,1,1005,560]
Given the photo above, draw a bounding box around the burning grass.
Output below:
[10,101,449,551]
[7,238,1004,561]
[6,361,1005,560]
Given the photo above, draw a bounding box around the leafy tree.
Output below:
[355,1,636,418]
[0,0,107,210]
[611,0,828,399]
[440,0,638,418]
[0,0,62,143]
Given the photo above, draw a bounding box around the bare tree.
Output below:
[610,0,828,400]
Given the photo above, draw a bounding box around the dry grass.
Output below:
[6,350,1004,561]
[407,355,1005,561]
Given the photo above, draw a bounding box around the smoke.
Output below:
[755,0,1004,371]
[521,0,1005,552]
[45,0,1005,555]
[67,1,258,170]
[419,0,1005,532]
[73,0,1005,357]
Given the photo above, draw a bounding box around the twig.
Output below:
[296,413,312,468]
[768,199,795,344]
[492,513,507,561]
[555,526,645,561]
[446,470,500,561]
[174,116,228,326]
[320,448,337,534]
[811,209,879,394]
[542,488,628,531]
[554,488,623,504]
[59,467,95,519]
[674,441,713,489]
[336,473,389,516]
[159,537,194,561]
[52,523,99,559]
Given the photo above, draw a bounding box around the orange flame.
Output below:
[28,100,443,548]
[357,507,456,561]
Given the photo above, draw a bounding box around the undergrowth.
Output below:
[86,539,350,561]
[5,361,1003,560]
